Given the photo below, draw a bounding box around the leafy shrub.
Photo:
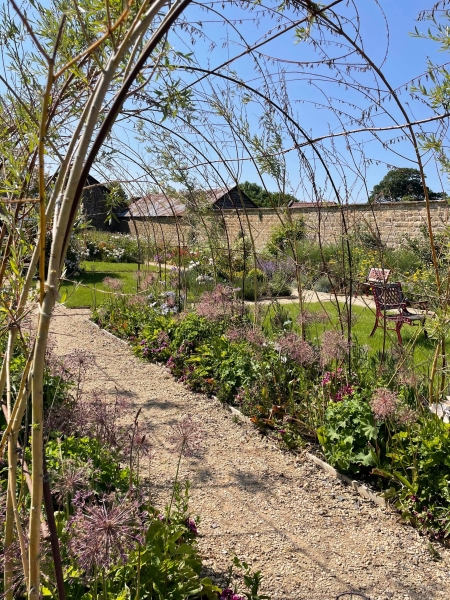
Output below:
[235,276,268,301]
[313,275,334,293]
[77,230,145,263]
[377,416,450,538]
[317,397,381,473]
[267,217,305,256]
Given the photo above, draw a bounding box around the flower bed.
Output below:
[94,284,450,542]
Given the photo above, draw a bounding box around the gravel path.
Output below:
[48,305,450,600]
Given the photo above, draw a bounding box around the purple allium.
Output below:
[370,387,399,420]
[320,330,350,366]
[396,406,417,426]
[51,458,95,504]
[63,348,95,376]
[226,326,242,343]
[277,332,315,365]
[68,495,143,573]
[196,284,238,322]
[79,389,131,456]
[102,276,123,291]
[226,326,264,346]
[128,294,147,306]
[297,310,327,327]
[169,415,203,457]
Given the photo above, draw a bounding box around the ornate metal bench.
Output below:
[370,282,426,345]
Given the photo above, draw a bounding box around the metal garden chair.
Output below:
[370,282,426,345]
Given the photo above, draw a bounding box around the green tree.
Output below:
[239,181,298,207]
[369,167,441,203]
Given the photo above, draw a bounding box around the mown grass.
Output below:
[60,262,159,308]
[261,300,435,371]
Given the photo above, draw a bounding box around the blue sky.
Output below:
[145,0,450,202]
[2,0,449,202]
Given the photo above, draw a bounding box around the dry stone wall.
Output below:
[119,200,450,251]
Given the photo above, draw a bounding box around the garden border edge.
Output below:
[89,319,389,512]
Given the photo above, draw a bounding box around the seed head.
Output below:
[370,387,399,420]
[169,415,203,457]
[68,495,143,573]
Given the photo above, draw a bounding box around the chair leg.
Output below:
[370,317,379,337]
[396,322,403,345]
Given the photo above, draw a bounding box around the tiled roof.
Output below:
[120,185,256,218]
[118,193,186,218]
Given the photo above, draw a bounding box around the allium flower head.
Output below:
[169,415,203,457]
[102,276,123,291]
[51,458,95,504]
[64,348,95,375]
[277,332,315,366]
[396,406,417,426]
[370,387,399,420]
[226,326,265,346]
[297,310,327,327]
[320,330,350,366]
[68,495,143,573]
[128,294,147,306]
[196,284,238,321]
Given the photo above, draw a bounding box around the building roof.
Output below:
[119,185,256,218]
[118,193,186,218]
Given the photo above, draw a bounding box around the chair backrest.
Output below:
[372,282,404,311]
[367,267,391,283]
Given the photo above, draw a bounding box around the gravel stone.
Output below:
[48,305,450,600]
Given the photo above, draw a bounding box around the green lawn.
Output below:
[60,262,159,308]
[262,301,435,370]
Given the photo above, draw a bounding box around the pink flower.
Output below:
[370,387,399,420]
[320,330,350,366]
[277,333,315,365]
[102,276,123,291]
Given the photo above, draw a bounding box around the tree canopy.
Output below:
[238,181,298,208]
[369,168,444,203]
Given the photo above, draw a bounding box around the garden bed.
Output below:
[48,305,450,599]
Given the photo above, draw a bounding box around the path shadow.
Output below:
[232,468,280,494]
[142,398,181,410]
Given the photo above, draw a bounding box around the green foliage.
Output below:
[238,181,298,208]
[369,167,439,203]
[78,231,145,263]
[171,312,224,349]
[45,437,132,496]
[267,217,305,256]
[317,397,381,474]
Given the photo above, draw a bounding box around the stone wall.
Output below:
[119,200,450,251]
